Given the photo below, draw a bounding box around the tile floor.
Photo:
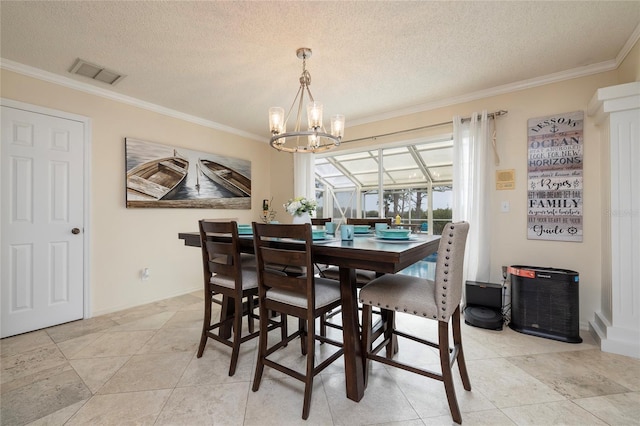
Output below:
[1,290,639,426]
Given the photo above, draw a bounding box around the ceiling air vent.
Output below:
[69,58,125,85]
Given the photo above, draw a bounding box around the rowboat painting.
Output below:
[199,159,251,197]
[126,150,189,201]
[125,138,251,209]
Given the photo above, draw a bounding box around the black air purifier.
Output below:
[509,265,582,343]
[464,281,503,330]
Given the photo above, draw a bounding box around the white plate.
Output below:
[370,236,421,244]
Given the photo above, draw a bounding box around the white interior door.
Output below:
[1,104,86,338]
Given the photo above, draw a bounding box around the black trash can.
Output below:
[509,265,582,343]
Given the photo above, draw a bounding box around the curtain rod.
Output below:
[341,109,508,144]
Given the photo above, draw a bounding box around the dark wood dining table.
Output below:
[178,229,440,402]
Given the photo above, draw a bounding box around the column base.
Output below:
[589,311,640,359]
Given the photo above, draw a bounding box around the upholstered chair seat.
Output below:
[267,276,341,309]
[210,267,258,290]
[358,274,438,318]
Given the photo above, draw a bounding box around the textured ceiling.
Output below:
[1,1,639,142]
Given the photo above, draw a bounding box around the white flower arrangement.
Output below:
[284,197,317,216]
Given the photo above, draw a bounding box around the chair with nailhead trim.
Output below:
[359,222,470,424]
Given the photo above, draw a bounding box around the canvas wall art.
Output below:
[125,138,251,209]
[526,111,583,242]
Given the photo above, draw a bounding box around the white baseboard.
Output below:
[91,286,201,318]
[589,311,640,359]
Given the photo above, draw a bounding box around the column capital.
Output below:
[588,81,640,125]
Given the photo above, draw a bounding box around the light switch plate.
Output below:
[501,201,510,212]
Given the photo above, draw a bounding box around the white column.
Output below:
[293,152,316,200]
[587,81,640,359]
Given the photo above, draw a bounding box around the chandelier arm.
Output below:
[284,85,304,129]
[304,84,315,104]
[295,81,306,133]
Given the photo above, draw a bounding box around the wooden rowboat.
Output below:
[199,159,251,197]
[126,152,189,201]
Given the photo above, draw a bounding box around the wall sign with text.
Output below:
[527,111,583,242]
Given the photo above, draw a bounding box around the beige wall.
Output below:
[617,38,640,83]
[1,69,272,315]
[337,71,623,328]
[268,149,295,222]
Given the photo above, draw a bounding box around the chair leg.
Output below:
[248,295,255,334]
[382,309,396,358]
[301,315,316,420]
[320,313,327,341]
[228,296,243,376]
[197,290,212,358]
[452,307,471,391]
[281,313,288,346]
[252,303,269,392]
[361,304,373,389]
[439,320,462,424]
[300,318,307,355]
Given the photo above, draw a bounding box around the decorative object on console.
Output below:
[260,198,277,223]
[268,48,344,153]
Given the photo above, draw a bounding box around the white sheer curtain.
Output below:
[293,152,316,200]
[452,111,492,283]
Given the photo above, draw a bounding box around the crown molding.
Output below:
[349,25,640,129]
[617,22,640,65]
[1,40,632,140]
[347,60,619,128]
[0,58,266,143]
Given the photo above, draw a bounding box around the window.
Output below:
[315,136,453,234]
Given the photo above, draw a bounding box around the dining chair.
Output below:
[319,217,391,284]
[346,217,392,228]
[252,222,344,420]
[268,219,330,278]
[318,217,392,331]
[359,222,471,424]
[197,219,282,376]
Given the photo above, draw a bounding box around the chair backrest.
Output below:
[434,222,470,321]
[311,218,331,226]
[199,219,243,291]
[252,223,315,307]
[347,217,391,227]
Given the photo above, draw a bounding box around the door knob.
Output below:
[71,228,81,235]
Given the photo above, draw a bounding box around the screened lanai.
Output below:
[314,136,454,235]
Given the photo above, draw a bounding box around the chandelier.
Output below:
[268,48,344,153]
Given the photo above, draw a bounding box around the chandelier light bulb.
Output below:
[308,132,320,148]
[269,107,285,134]
[307,102,323,129]
[331,114,345,139]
